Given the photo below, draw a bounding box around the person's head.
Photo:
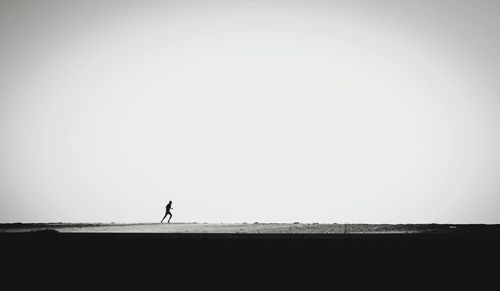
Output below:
[169,200,172,204]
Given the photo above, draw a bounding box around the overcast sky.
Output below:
[1,0,500,223]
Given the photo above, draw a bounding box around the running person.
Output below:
[161,201,173,223]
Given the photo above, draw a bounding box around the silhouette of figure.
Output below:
[161,201,173,223]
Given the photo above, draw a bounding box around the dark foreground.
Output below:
[2,230,499,288]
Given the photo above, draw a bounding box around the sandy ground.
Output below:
[3,222,499,288]
[2,222,495,233]
[60,223,351,233]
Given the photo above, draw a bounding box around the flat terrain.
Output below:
[2,223,499,287]
[2,222,498,233]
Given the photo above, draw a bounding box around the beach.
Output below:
[2,222,497,234]
[2,222,499,288]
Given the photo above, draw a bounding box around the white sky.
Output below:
[1,0,500,223]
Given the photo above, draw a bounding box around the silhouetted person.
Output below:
[161,201,173,223]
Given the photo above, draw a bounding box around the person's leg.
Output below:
[161,213,167,223]
[168,212,172,223]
